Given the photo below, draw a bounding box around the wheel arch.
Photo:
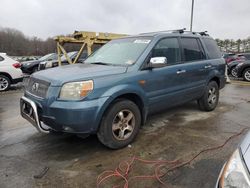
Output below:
[209,76,220,88]
[0,72,13,83]
[95,91,148,132]
[242,66,250,76]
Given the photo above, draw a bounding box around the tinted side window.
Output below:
[181,38,206,62]
[203,38,221,59]
[152,38,181,64]
[0,56,4,61]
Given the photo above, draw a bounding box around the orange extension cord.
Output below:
[97,127,249,188]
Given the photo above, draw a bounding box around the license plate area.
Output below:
[22,101,35,121]
[20,98,36,125]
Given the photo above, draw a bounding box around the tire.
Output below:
[97,99,141,149]
[197,81,219,111]
[230,66,238,77]
[0,75,11,91]
[243,68,250,82]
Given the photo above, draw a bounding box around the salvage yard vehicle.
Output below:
[20,29,226,149]
[215,131,250,188]
[38,51,88,70]
[21,53,58,74]
[234,60,250,81]
[227,53,250,77]
[0,53,23,91]
[223,53,236,64]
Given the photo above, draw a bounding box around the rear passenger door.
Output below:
[178,37,208,99]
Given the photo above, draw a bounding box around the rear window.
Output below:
[0,56,4,61]
[203,38,221,59]
[181,38,206,62]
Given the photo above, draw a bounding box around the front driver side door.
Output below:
[139,37,189,113]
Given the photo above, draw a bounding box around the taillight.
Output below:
[13,62,21,68]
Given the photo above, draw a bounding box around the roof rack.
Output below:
[140,28,186,35]
[140,28,209,36]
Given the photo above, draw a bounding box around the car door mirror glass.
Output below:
[149,57,167,68]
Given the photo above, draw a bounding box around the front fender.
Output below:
[102,84,147,103]
[92,84,148,132]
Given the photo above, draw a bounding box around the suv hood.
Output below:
[32,63,127,86]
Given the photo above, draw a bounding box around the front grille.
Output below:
[23,77,50,98]
[38,63,46,70]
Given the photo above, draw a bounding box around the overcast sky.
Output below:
[0,0,249,40]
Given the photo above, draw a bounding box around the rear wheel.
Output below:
[243,68,250,82]
[97,99,141,149]
[197,81,219,111]
[0,75,11,91]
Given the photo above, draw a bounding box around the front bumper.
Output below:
[215,163,226,188]
[20,96,50,133]
[20,94,110,134]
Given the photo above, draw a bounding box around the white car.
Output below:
[0,53,23,91]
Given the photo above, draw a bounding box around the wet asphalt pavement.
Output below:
[0,81,250,188]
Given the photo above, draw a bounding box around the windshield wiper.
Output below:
[90,62,111,66]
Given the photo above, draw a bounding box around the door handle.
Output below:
[176,70,186,74]
[204,65,212,69]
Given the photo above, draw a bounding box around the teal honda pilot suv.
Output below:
[20,29,226,149]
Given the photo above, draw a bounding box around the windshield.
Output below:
[61,51,77,61]
[84,37,152,66]
[39,53,55,61]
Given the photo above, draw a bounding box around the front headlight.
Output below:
[220,149,250,188]
[59,80,93,100]
[45,61,52,68]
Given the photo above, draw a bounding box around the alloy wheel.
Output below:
[231,68,238,77]
[244,70,250,81]
[112,109,135,140]
[0,77,9,91]
[208,87,217,105]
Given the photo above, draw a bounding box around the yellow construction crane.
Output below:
[54,31,127,66]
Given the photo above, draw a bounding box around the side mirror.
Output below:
[148,57,167,68]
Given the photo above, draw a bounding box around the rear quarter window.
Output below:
[203,38,221,59]
[0,56,4,61]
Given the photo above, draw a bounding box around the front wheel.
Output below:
[197,81,219,111]
[243,68,250,82]
[97,99,141,149]
[230,67,238,77]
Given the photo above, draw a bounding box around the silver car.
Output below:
[216,131,250,188]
